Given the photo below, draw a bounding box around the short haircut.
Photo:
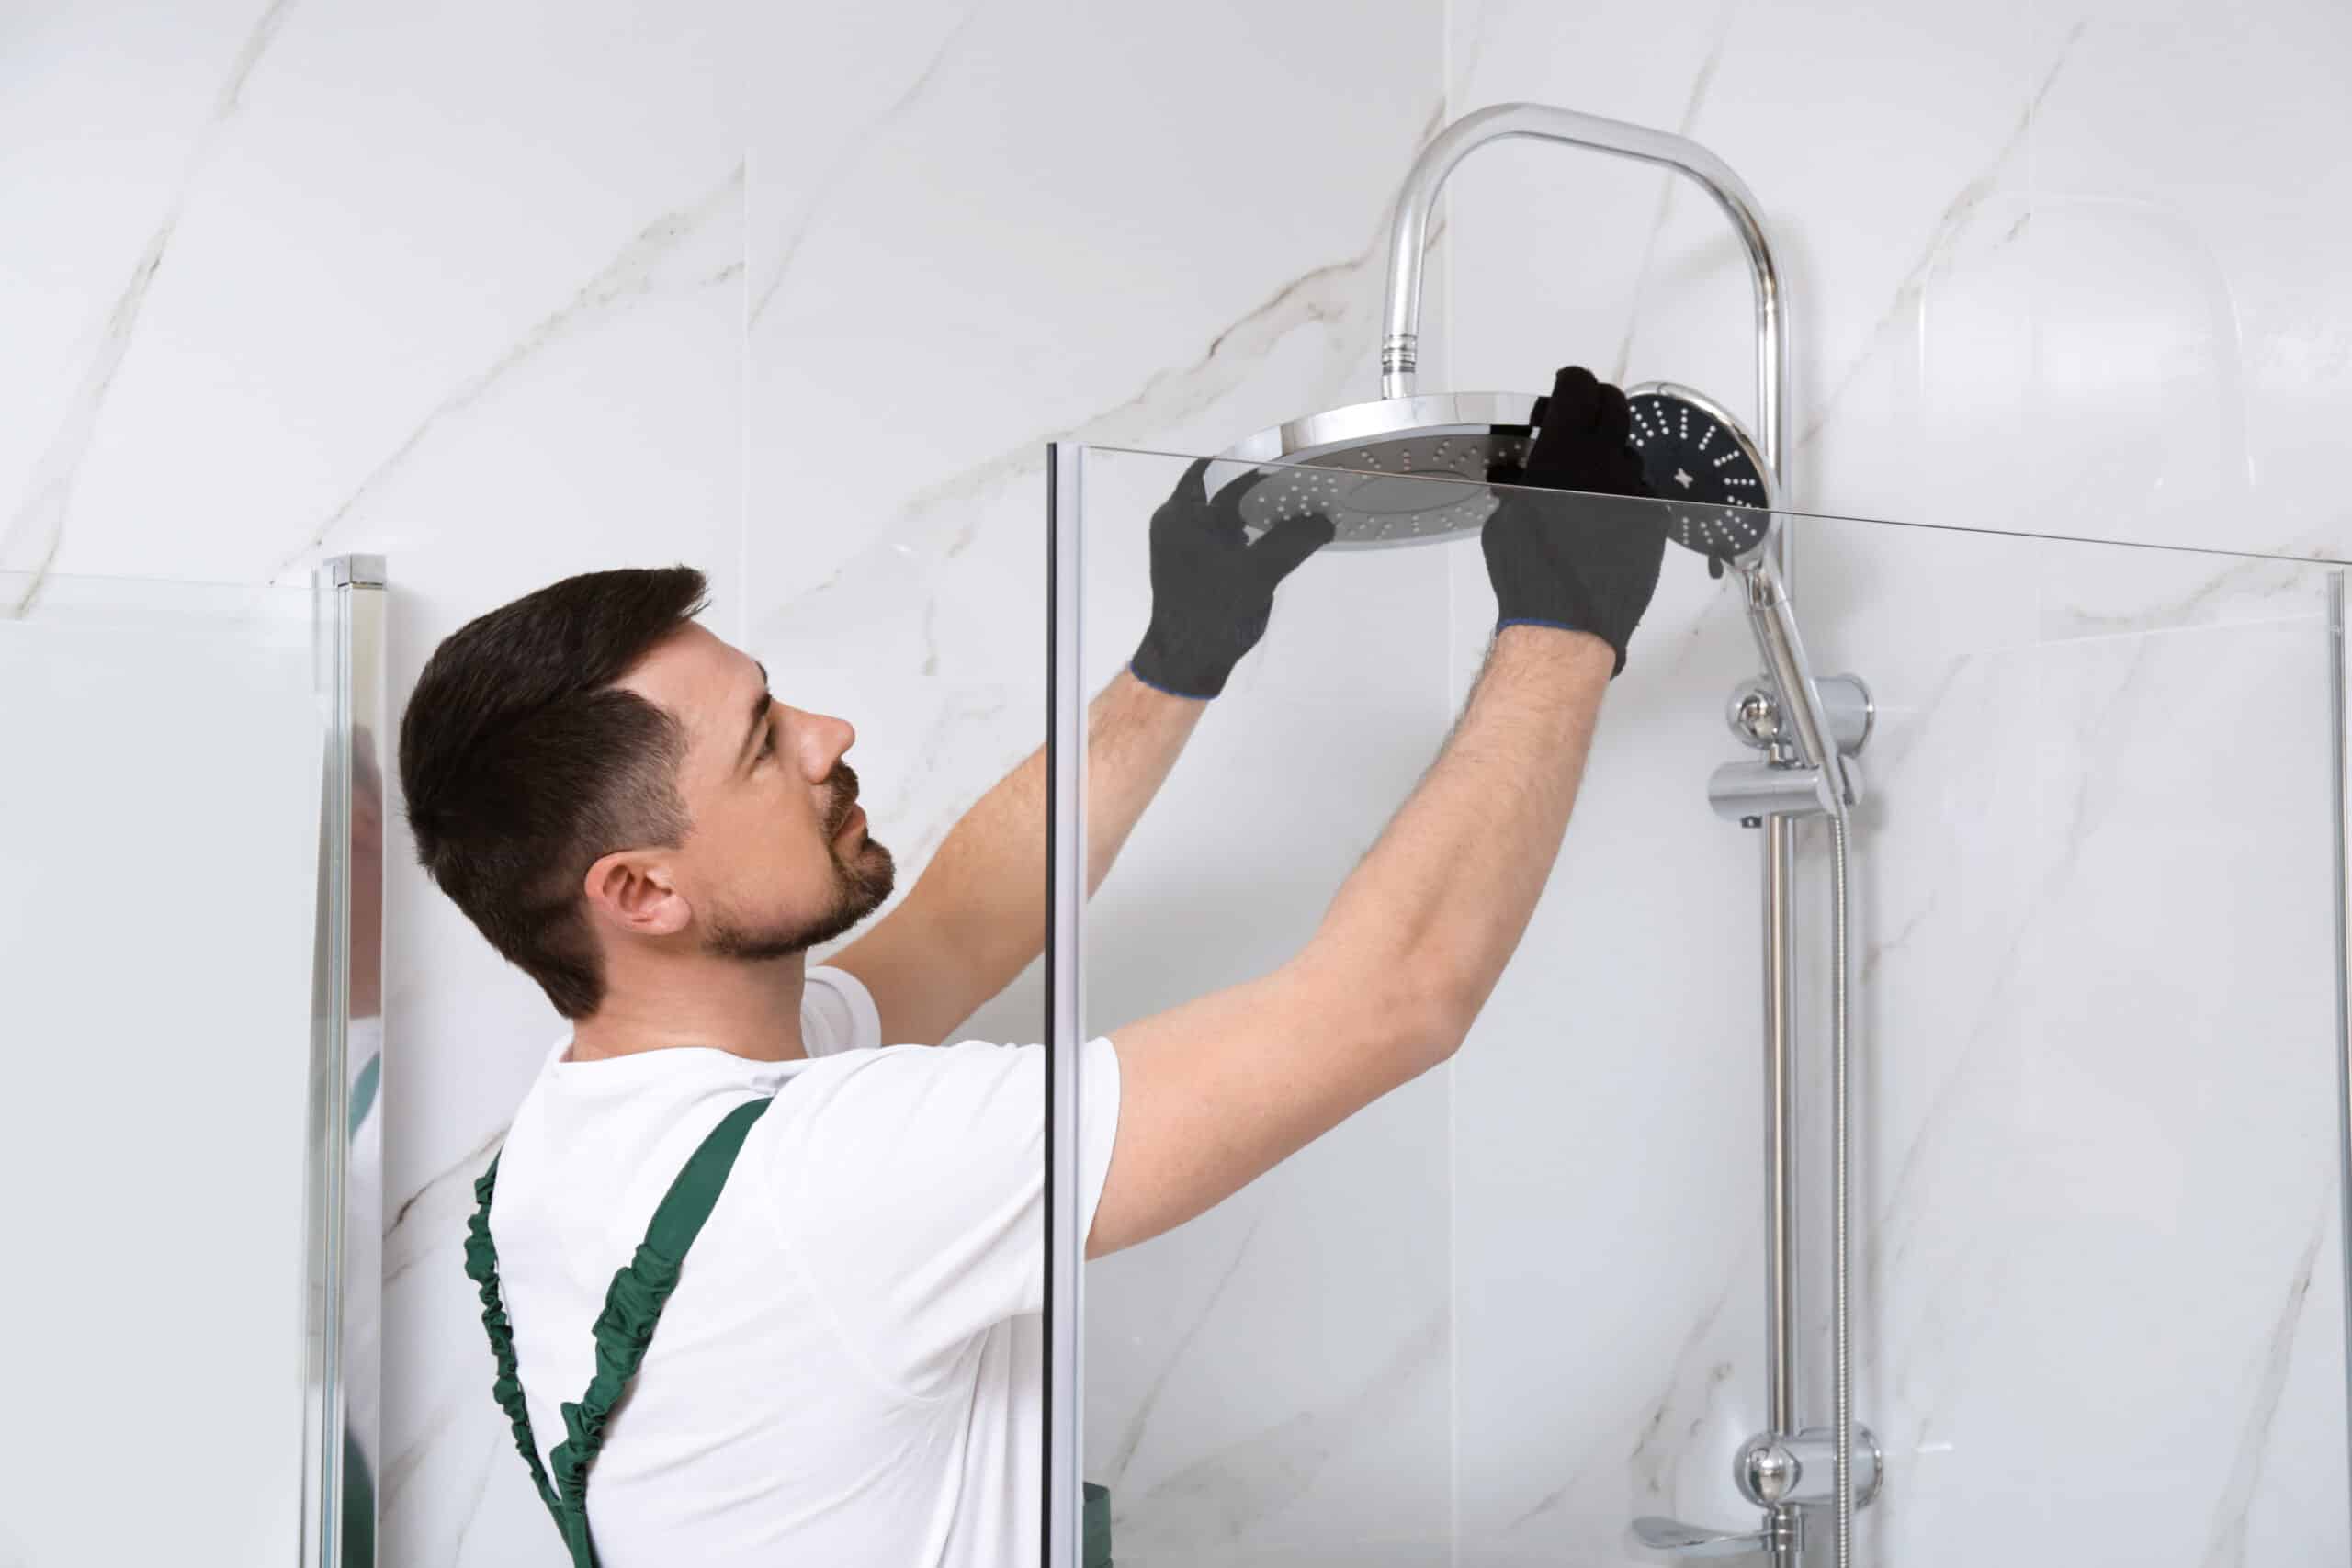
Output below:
[398,567,710,1018]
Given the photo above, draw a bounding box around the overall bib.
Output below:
[463,1093,1114,1567]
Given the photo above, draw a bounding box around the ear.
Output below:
[582,850,692,939]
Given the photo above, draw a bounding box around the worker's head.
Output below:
[398,567,894,1019]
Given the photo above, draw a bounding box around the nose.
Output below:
[808,715,855,780]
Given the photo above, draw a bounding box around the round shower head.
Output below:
[1208,391,1537,551]
[1623,381,1774,568]
[1212,383,1775,560]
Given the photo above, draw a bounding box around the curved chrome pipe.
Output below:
[1378,101,1784,486]
[1384,105,1863,1568]
[1378,105,1843,818]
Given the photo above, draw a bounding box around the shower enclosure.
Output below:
[1040,451,2352,1565]
[0,559,386,1567]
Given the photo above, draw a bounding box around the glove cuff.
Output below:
[1493,616,1628,677]
[1129,627,1226,700]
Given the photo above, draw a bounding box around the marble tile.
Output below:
[1827,611,2348,1564]
[11,1,2352,1564]
[1442,6,2352,1562]
[0,6,762,1563]
[2027,0,2352,560]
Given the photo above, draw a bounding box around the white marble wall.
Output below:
[7,0,2349,1564]
[1437,0,2352,1562]
[6,4,744,1564]
[7,0,1453,1562]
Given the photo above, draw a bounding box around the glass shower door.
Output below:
[1044,443,2352,1567]
[0,570,364,1566]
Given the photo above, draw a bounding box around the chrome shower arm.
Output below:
[1379,103,1841,812]
[1379,101,1785,483]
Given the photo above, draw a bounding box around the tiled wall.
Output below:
[6,7,745,1562]
[6,1,2347,1564]
[6,0,1447,1562]
[1436,0,2352,1562]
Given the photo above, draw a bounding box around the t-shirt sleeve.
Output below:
[801,964,884,1056]
[763,1034,1122,1398]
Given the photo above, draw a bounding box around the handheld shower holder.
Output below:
[1713,671,1873,824]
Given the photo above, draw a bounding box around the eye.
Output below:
[756,726,776,761]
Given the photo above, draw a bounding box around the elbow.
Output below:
[1288,948,1474,1080]
[1392,973,1475,1073]
[1431,987,1479,1066]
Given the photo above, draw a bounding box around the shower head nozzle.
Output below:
[1623,381,1774,570]
[1212,382,1775,564]
[1208,391,1535,551]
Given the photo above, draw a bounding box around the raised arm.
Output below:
[831,669,1209,1047]
[831,460,1332,1047]
[1088,366,1665,1257]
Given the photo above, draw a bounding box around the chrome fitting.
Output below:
[1736,1427,1884,1511]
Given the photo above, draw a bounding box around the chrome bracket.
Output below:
[1711,671,1873,827]
[1628,1427,1881,1560]
[1737,1425,1884,1510]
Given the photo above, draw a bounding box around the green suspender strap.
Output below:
[461,1096,775,1568]
[461,1090,1117,1567]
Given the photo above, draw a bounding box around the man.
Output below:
[401,366,1663,1564]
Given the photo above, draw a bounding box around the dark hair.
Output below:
[399,567,710,1018]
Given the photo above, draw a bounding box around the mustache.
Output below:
[827,764,860,834]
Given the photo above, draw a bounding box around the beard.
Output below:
[703,766,897,962]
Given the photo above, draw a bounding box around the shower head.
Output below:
[1209,381,1774,562]
[1208,389,1538,551]
[1623,381,1773,569]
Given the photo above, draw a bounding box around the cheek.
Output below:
[698,777,827,874]
[740,784,830,867]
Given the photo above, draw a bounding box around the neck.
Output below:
[568,946,809,1063]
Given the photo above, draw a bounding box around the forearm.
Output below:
[910,668,1204,976]
[1302,624,1613,1033]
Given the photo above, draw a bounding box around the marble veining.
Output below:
[273,163,747,578]
[752,177,1446,637]
[1100,1202,1276,1492]
[1475,1248,1747,1545]
[1113,1310,1447,1558]
[2198,1216,2324,1568]
[1,0,298,611]
[1792,18,2086,460]
[383,1123,505,1292]
[11,2,2351,1562]
[1609,0,1739,387]
[746,0,989,328]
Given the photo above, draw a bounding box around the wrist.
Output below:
[1124,658,1216,703]
[1493,621,1618,676]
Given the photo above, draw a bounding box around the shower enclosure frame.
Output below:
[302,553,388,1568]
[2334,571,2352,1529]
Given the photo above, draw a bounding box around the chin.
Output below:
[840,834,896,910]
[703,833,899,962]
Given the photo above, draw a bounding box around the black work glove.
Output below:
[1480,365,1668,677]
[1129,459,1336,699]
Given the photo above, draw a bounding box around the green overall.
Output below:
[463,1094,1114,1567]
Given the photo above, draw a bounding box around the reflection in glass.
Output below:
[1056,444,2351,1565]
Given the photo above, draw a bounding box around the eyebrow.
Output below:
[737,662,772,771]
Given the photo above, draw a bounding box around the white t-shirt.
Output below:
[488,966,1123,1566]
